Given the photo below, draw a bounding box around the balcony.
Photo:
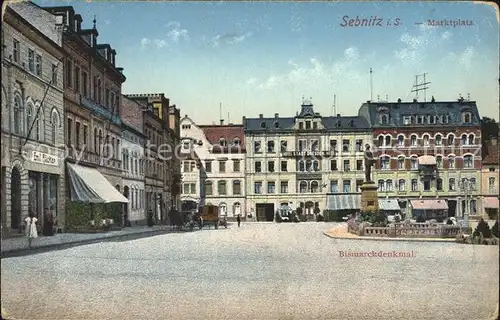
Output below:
[81,96,121,126]
[282,150,335,158]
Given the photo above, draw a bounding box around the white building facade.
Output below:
[180,116,246,220]
[243,100,372,221]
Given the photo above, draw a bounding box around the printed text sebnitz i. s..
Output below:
[340,15,401,27]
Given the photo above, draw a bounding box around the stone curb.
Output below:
[323,232,457,243]
[1,228,186,259]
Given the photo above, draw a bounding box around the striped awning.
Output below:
[378,199,401,211]
[483,197,499,209]
[326,194,361,210]
[410,199,448,210]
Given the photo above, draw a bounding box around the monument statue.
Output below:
[364,144,377,183]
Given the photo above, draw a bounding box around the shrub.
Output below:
[473,219,492,238]
[323,210,344,222]
[491,220,499,238]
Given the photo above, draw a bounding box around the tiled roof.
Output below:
[482,140,499,165]
[199,124,246,151]
[358,99,481,127]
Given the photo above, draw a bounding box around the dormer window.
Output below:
[219,138,227,147]
[312,122,318,129]
[299,122,304,130]
[336,121,341,128]
[417,116,423,124]
[305,121,311,130]
[462,112,472,124]
[403,116,411,125]
[274,121,279,128]
[381,114,389,125]
[260,122,266,128]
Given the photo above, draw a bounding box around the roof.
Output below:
[198,124,246,152]
[8,2,62,47]
[482,140,499,165]
[358,99,481,128]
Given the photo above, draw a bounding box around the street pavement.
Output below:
[1,222,498,320]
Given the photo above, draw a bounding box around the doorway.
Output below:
[256,203,274,222]
[123,186,129,226]
[447,200,456,217]
[10,167,21,230]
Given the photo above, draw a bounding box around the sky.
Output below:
[34,0,499,123]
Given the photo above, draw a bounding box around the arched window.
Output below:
[306,160,312,172]
[436,155,443,168]
[378,179,385,191]
[410,156,418,169]
[34,104,41,140]
[233,138,240,146]
[462,112,471,124]
[98,129,103,155]
[13,95,23,135]
[410,134,417,146]
[312,160,319,172]
[219,138,227,147]
[422,134,430,146]
[398,179,405,191]
[397,156,405,169]
[380,156,390,170]
[311,181,319,193]
[448,155,455,168]
[299,181,308,193]
[461,134,467,145]
[378,135,384,147]
[384,135,391,147]
[435,134,442,146]
[397,135,404,146]
[447,134,454,145]
[468,134,474,145]
[299,160,305,172]
[26,103,34,138]
[51,110,59,145]
[464,155,473,168]
[94,128,98,153]
[386,179,393,191]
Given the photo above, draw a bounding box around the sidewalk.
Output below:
[325,224,456,243]
[1,225,180,258]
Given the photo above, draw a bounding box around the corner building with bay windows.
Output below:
[243,100,372,222]
[1,2,66,234]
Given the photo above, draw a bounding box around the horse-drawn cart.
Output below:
[199,204,227,229]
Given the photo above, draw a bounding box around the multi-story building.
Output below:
[481,136,499,219]
[244,100,371,221]
[120,95,146,224]
[1,2,66,235]
[180,116,246,219]
[125,94,168,222]
[168,104,181,210]
[358,97,483,219]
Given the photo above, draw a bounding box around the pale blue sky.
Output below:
[36,0,499,123]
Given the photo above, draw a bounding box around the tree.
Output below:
[481,117,499,142]
[473,218,492,238]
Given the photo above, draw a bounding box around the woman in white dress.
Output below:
[25,212,38,239]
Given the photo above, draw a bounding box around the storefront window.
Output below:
[49,176,58,218]
[28,172,40,219]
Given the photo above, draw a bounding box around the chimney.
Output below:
[274,113,279,118]
[413,98,417,103]
[259,114,263,119]
[220,119,224,125]
[397,98,402,103]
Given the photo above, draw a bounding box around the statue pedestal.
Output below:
[360,182,379,213]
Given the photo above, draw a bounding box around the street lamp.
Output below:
[458,178,474,229]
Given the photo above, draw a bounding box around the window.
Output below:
[448,156,455,169]
[66,59,72,87]
[343,160,350,171]
[397,135,404,146]
[94,128,98,153]
[267,141,275,153]
[280,181,288,193]
[267,181,275,193]
[342,139,350,152]
[280,140,287,152]
[311,181,319,193]
[435,134,442,146]
[281,161,287,172]
[330,180,338,193]
[268,161,275,172]
[219,138,227,147]
[411,135,417,146]
[51,111,59,144]
[254,182,262,194]
[464,155,473,168]
[75,122,81,148]
[397,157,405,169]
[449,178,456,191]
[313,122,318,129]
[385,136,391,147]
[330,139,337,151]
[35,54,42,76]
[254,161,261,172]
[205,161,212,172]
[299,181,308,193]
[233,160,240,172]
[305,121,311,129]
[386,180,393,192]
[437,178,443,191]
[356,139,363,152]
[356,160,363,171]
[381,114,389,125]
[381,156,390,170]
[67,118,72,146]
[13,39,20,62]
[310,140,319,151]
[411,179,418,191]
[436,156,443,168]
[378,179,385,192]
[205,181,213,195]
[97,78,102,103]
[219,161,226,172]
[218,181,227,195]
[468,134,474,145]
[254,141,261,153]
[403,116,411,125]
[429,115,435,124]
[299,160,305,172]
[447,134,454,145]
[13,95,23,135]
[461,134,467,145]
[105,88,110,108]
[306,160,313,172]
[410,157,418,169]
[462,112,471,124]
[28,49,35,72]
[356,180,363,192]
[378,136,384,147]
[423,179,431,191]
[75,66,80,93]
[330,160,338,171]
[299,122,304,130]
[233,180,241,195]
[342,180,351,193]
[470,178,476,190]
[398,179,405,191]
[423,134,430,146]
[489,177,496,192]
[48,65,59,90]
[298,140,307,151]
[417,116,423,124]
[82,71,88,97]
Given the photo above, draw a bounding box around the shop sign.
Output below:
[31,151,59,166]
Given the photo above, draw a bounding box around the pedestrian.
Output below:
[25,211,38,247]
[147,209,154,227]
[42,207,54,236]
[237,214,241,228]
